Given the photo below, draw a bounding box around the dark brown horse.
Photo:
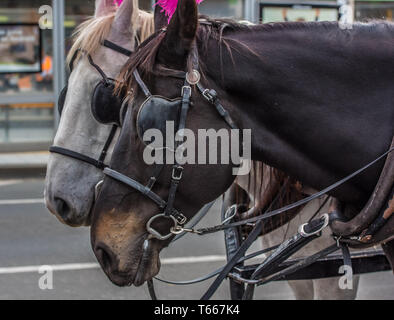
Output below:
[90,0,394,286]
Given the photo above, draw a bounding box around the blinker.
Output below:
[136,96,182,142]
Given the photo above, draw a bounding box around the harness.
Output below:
[100,39,393,299]
[50,33,393,300]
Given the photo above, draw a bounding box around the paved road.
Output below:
[0,179,392,300]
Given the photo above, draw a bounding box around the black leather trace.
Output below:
[136,96,182,142]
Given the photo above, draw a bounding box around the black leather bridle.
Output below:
[103,42,240,241]
[49,40,132,170]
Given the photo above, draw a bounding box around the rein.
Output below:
[189,146,394,236]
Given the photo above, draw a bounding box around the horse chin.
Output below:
[133,239,161,286]
[102,238,161,287]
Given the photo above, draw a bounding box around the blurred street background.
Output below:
[0,177,393,299]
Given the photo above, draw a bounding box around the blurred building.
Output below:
[0,0,392,152]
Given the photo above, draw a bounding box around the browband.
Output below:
[103,39,133,57]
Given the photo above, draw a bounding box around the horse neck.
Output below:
[199,22,394,205]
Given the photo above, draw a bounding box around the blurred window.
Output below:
[355,1,394,21]
[0,0,94,144]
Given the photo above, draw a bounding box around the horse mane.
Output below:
[118,18,394,93]
[116,16,253,94]
[67,9,154,66]
[235,161,305,236]
[118,18,394,83]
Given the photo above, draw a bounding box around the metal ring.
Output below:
[94,179,104,200]
[146,213,178,240]
[186,69,201,85]
[298,213,330,237]
[170,226,184,235]
[221,204,238,225]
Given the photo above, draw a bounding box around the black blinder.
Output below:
[91,80,124,126]
[136,96,182,142]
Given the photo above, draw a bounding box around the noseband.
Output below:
[103,42,239,240]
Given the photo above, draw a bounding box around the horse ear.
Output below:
[158,0,198,68]
[154,5,168,32]
[111,0,139,34]
[95,0,117,18]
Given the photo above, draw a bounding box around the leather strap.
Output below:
[133,70,152,97]
[201,218,262,300]
[68,49,80,72]
[242,228,321,299]
[49,146,108,169]
[340,243,352,275]
[104,167,167,209]
[87,54,109,83]
[155,242,281,287]
[359,184,394,242]
[197,83,238,130]
[255,244,340,287]
[164,82,191,217]
[147,279,157,300]
[97,125,118,165]
[102,39,133,57]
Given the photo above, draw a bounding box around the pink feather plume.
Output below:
[155,0,204,23]
[113,0,123,7]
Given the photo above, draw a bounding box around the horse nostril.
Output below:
[54,197,72,221]
[94,244,117,272]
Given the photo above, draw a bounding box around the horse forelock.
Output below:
[66,13,116,66]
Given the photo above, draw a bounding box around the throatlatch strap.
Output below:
[196,83,238,130]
